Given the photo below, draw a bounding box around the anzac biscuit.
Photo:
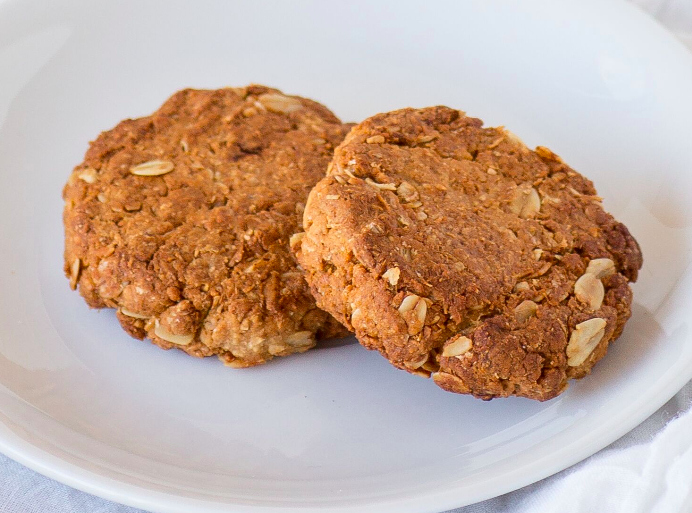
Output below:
[64,86,350,367]
[295,106,642,400]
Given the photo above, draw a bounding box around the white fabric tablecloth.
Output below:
[2,1,691,512]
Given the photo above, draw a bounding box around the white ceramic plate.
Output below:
[1,0,691,511]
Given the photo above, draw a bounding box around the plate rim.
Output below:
[1,333,692,513]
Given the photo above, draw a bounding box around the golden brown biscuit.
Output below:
[294,106,642,400]
[64,86,350,367]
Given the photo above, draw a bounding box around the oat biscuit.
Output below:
[64,86,350,367]
[295,107,642,400]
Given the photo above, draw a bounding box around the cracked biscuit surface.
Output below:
[63,86,350,367]
[295,106,642,400]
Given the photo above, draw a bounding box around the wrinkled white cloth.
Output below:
[2,1,692,512]
[454,381,692,513]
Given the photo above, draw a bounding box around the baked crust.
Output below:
[63,86,350,367]
[295,106,642,400]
